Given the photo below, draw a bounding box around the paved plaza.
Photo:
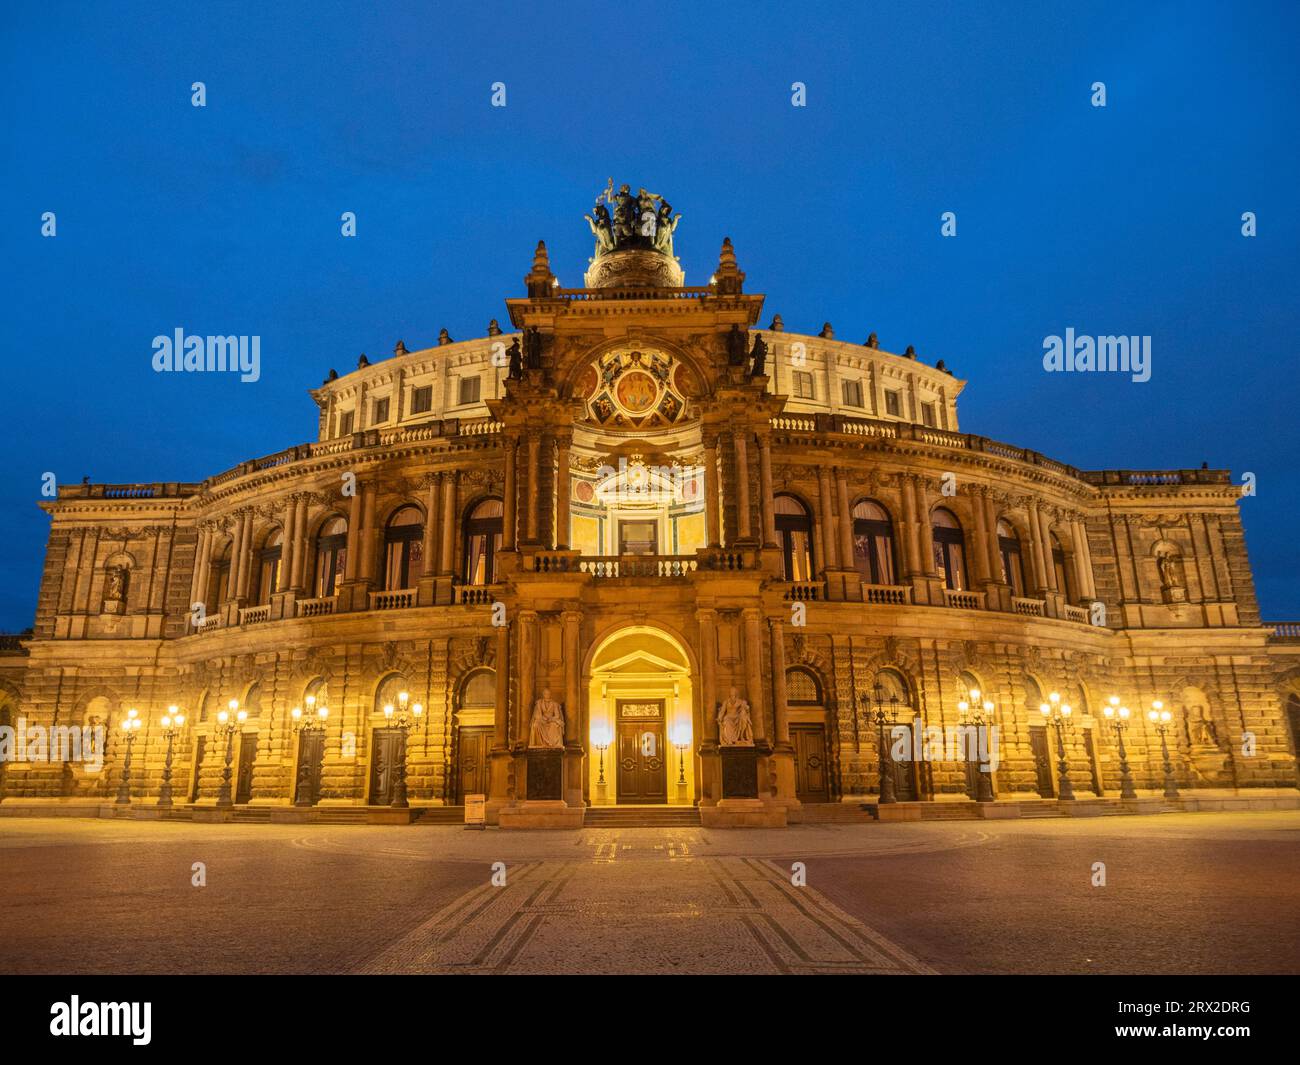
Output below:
[0,811,1297,975]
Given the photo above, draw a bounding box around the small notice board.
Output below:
[464,794,486,829]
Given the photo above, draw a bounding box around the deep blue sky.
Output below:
[3,1,1298,629]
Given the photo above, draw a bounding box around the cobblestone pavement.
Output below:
[0,812,1296,974]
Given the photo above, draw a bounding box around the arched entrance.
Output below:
[587,626,695,806]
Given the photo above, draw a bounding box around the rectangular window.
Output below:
[458,376,481,405]
[793,371,814,399]
[884,390,902,417]
[372,397,390,424]
[339,411,355,436]
[411,385,433,415]
[842,379,863,407]
[920,401,937,427]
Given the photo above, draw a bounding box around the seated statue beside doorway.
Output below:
[717,687,754,747]
[528,688,565,748]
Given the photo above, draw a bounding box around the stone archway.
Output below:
[586,626,695,806]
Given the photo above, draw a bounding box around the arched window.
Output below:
[374,673,411,717]
[997,519,1026,596]
[1050,533,1074,601]
[242,682,263,720]
[461,670,496,710]
[931,507,968,591]
[957,669,984,705]
[208,541,232,613]
[775,494,815,581]
[1023,674,1044,714]
[196,689,210,723]
[786,667,823,706]
[384,506,425,590]
[314,516,348,598]
[254,529,283,605]
[873,667,911,710]
[463,499,504,586]
[852,500,897,585]
[304,677,330,714]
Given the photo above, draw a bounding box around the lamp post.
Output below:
[858,683,900,804]
[1038,690,1075,801]
[1147,700,1179,799]
[1101,696,1138,800]
[383,691,422,809]
[591,725,611,787]
[157,707,186,807]
[958,689,996,803]
[214,699,248,808]
[114,708,142,805]
[671,723,690,786]
[290,698,329,808]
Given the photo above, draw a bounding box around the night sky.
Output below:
[4,1,1298,629]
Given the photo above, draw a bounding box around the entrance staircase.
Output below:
[583,805,702,828]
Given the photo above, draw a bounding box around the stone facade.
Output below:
[1,227,1297,823]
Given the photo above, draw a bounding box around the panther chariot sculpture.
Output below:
[583,179,685,289]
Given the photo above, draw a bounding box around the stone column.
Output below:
[703,435,721,547]
[743,609,767,742]
[1025,500,1046,591]
[235,509,255,599]
[440,472,457,575]
[494,622,510,747]
[698,609,718,744]
[835,468,854,569]
[359,481,378,585]
[190,526,210,608]
[1038,506,1058,592]
[562,610,580,743]
[554,435,571,550]
[344,491,363,580]
[502,437,517,551]
[982,490,1002,580]
[916,479,937,576]
[517,611,537,745]
[970,488,992,583]
[899,476,920,576]
[1073,517,1097,599]
[733,431,752,541]
[291,495,309,590]
[278,497,297,592]
[421,475,440,577]
[817,466,838,571]
[757,436,776,547]
[526,432,541,544]
[769,619,790,744]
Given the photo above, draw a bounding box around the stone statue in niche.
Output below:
[528,688,565,748]
[1185,703,1219,748]
[749,334,768,378]
[105,567,127,601]
[717,687,754,747]
[1156,549,1188,603]
[102,566,128,613]
[506,337,523,381]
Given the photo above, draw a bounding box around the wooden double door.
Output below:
[617,705,666,804]
[791,723,830,803]
[456,726,493,803]
[368,727,407,806]
[295,730,325,806]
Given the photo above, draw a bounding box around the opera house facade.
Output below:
[2,186,1297,826]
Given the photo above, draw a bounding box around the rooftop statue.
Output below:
[586,179,682,261]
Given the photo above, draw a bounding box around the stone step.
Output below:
[584,806,702,827]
